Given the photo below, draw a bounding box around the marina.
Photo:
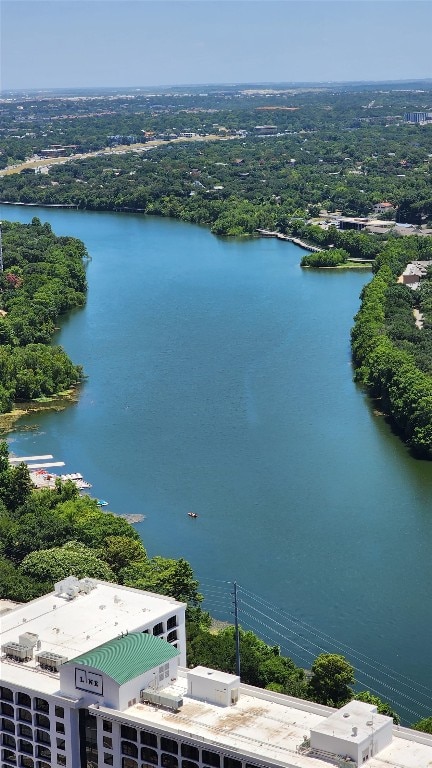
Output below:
[9,454,92,491]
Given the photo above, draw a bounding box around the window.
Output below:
[2,720,15,734]
[0,687,13,702]
[102,720,112,733]
[102,737,112,750]
[161,737,178,754]
[140,731,157,748]
[35,732,50,746]
[37,762,50,768]
[202,751,220,768]
[56,739,65,751]
[152,622,164,636]
[167,630,177,643]
[141,746,158,765]
[103,754,113,766]
[34,700,48,714]
[34,715,49,730]
[79,709,97,768]
[2,735,15,749]
[54,707,64,719]
[17,694,31,709]
[181,745,199,760]
[1,704,14,718]
[19,726,31,739]
[121,742,138,758]
[121,759,137,768]
[159,663,170,682]
[182,761,198,768]
[55,723,65,735]
[2,749,16,764]
[18,741,32,755]
[36,747,50,760]
[17,709,32,724]
[20,757,34,768]
[57,755,66,766]
[120,725,137,742]
[224,759,241,768]
[167,615,177,630]
[161,755,178,768]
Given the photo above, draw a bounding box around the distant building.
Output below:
[337,216,368,231]
[399,260,431,288]
[405,112,432,124]
[373,202,394,214]
[254,125,277,135]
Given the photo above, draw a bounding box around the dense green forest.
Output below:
[351,236,432,456]
[0,440,413,725]
[0,219,86,411]
[1,85,432,233]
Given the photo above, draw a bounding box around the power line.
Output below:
[197,576,430,717]
[238,585,432,701]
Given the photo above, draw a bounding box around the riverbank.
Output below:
[0,201,78,208]
[0,388,80,435]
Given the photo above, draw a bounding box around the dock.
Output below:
[9,454,53,463]
[10,452,93,492]
[257,229,323,252]
[27,461,65,469]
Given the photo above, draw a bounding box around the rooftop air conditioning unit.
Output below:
[36,651,68,672]
[19,632,39,649]
[140,689,183,711]
[2,642,34,662]
[66,585,79,600]
[78,578,96,594]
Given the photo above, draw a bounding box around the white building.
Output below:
[1,579,432,768]
[372,202,394,215]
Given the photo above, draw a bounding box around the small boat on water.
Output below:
[97,499,109,507]
[188,512,198,519]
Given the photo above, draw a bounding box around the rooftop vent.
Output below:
[140,689,183,711]
[1,642,34,662]
[36,651,68,672]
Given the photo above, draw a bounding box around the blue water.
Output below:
[1,205,431,723]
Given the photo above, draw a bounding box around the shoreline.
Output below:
[0,388,80,435]
[0,201,78,209]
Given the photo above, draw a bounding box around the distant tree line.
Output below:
[2,89,432,233]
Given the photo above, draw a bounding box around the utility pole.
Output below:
[232,581,241,678]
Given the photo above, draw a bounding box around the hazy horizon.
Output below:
[1,1,431,92]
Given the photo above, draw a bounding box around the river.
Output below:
[1,205,431,723]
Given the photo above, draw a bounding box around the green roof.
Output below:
[66,632,179,685]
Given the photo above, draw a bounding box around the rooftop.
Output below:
[111,672,432,768]
[66,632,179,685]
[311,700,390,743]
[0,580,184,694]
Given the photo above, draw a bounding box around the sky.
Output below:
[1,0,431,91]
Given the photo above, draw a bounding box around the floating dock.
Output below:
[27,461,66,469]
[9,454,54,463]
